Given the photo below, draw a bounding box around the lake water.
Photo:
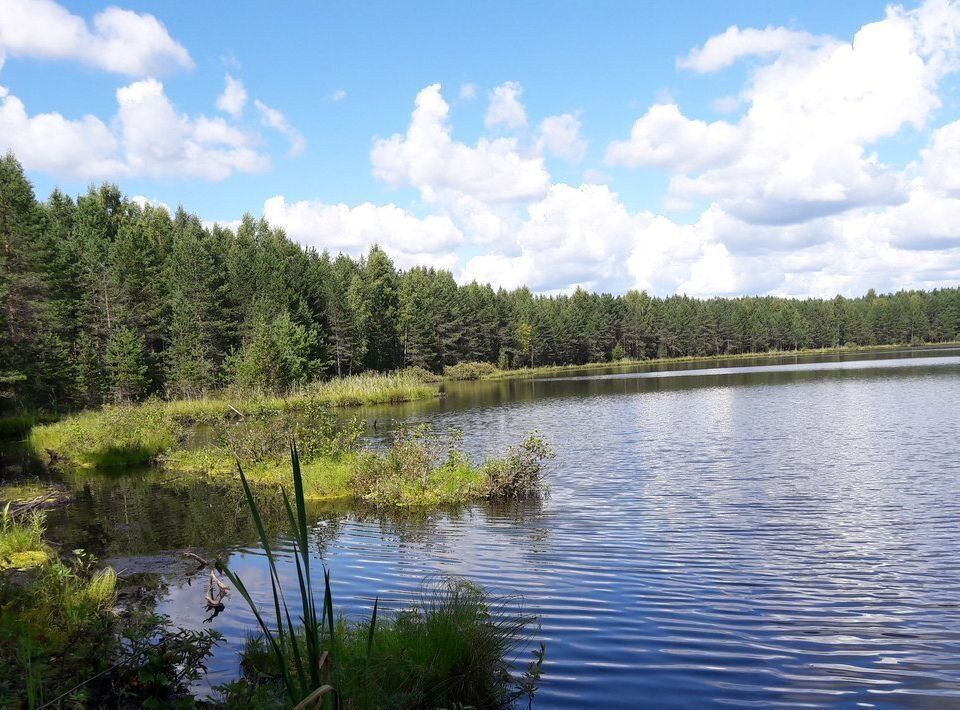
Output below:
[44,348,960,707]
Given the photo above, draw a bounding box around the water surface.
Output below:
[45,348,960,707]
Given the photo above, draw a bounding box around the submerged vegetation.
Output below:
[220,445,544,709]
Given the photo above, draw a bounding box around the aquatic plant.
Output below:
[221,443,544,709]
[483,433,556,499]
[0,511,220,706]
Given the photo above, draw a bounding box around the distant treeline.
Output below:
[2,152,959,412]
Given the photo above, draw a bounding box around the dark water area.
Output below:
[32,348,960,707]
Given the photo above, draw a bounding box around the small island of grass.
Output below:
[28,372,553,507]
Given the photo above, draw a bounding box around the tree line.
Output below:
[2,153,959,413]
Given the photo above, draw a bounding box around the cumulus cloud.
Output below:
[0,79,269,180]
[604,103,742,172]
[302,0,960,300]
[485,81,527,130]
[254,99,306,157]
[463,184,636,292]
[0,0,193,76]
[536,113,587,163]
[117,79,269,180]
[0,84,122,177]
[610,0,960,227]
[263,195,463,269]
[216,74,247,117]
[371,83,549,205]
[677,25,823,73]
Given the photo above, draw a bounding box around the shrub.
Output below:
[399,365,443,383]
[212,398,362,466]
[483,433,555,499]
[444,361,500,380]
[352,426,485,506]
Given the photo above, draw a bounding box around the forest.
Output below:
[2,152,959,415]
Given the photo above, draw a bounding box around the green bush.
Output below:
[444,361,500,380]
[483,433,556,499]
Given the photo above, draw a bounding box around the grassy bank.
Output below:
[29,371,439,470]
[30,382,553,506]
[471,341,960,381]
[161,423,552,507]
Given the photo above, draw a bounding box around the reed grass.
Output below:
[221,444,544,709]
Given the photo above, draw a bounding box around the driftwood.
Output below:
[5,491,70,516]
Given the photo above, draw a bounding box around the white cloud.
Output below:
[371,83,549,205]
[604,103,742,172]
[611,0,960,226]
[217,74,247,118]
[254,99,306,157]
[536,113,587,163]
[130,195,170,212]
[0,83,122,177]
[331,89,347,102]
[677,25,823,73]
[263,195,463,269]
[458,82,477,101]
[463,184,636,292]
[485,81,527,130]
[0,79,269,180]
[0,0,193,76]
[921,118,960,195]
[117,79,268,180]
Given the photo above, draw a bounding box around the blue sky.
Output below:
[2,0,960,297]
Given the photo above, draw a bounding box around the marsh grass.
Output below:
[29,371,438,473]
[221,444,543,709]
[0,413,50,439]
[0,503,50,569]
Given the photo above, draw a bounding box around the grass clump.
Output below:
[29,400,180,469]
[306,371,439,406]
[444,361,501,380]
[0,413,53,439]
[220,444,544,709]
[0,503,50,570]
[1,508,221,706]
[354,426,554,507]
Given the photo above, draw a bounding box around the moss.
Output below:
[0,549,50,570]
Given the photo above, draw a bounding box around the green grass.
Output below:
[220,444,543,709]
[444,360,501,380]
[29,371,439,473]
[30,384,551,507]
[0,503,50,570]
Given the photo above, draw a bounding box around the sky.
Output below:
[2,0,960,298]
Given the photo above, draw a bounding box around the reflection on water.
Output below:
[39,350,960,706]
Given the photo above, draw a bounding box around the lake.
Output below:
[44,348,960,707]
